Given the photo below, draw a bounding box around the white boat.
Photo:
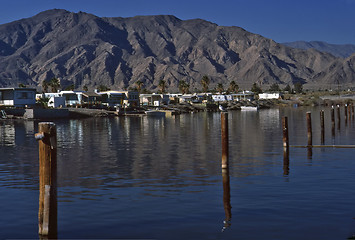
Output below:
[145,110,166,117]
[240,106,258,111]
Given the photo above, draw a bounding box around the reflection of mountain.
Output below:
[1,111,284,193]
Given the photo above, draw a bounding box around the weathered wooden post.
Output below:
[282,117,289,148]
[222,168,231,232]
[221,112,229,169]
[348,104,352,124]
[345,104,348,126]
[331,106,335,137]
[320,110,325,144]
[352,105,354,120]
[306,112,312,146]
[35,122,57,237]
[337,105,341,130]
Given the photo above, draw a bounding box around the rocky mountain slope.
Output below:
[0,9,352,92]
[282,41,355,58]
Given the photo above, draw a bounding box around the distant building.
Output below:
[231,91,255,101]
[60,91,84,106]
[97,90,139,107]
[140,93,170,106]
[48,96,65,108]
[36,91,85,107]
[96,91,125,108]
[259,93,282,100]
[82,92,102,105]
[0,88,36,107]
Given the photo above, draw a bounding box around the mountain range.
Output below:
[282,41,355,58]
[0,9,354,92]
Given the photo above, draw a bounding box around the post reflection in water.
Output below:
[307,146,312,160]
[221,168,232,232]
[283,147,290,176]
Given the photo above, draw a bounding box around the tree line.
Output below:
[37,76,303,94]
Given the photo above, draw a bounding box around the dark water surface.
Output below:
[1,107,355,239]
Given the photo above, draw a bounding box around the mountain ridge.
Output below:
[0,9,352,92]
[282,41,355,58]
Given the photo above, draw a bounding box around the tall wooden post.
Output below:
[345,104,348,126]
[337,105,341,130]
[320,110,325,144]
[306,112,312,146]
[36,122,57,237]
[331,106,335,137]
[221,112,229,169]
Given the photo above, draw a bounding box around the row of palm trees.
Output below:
[135,75,240,94]
[41,75,241,94]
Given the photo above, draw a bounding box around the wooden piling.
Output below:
[282,117,289,148]
[36,122,57,237]
[345,104,348,126]
[331,106,335,137]
[221,112,229,169]
[348,104,352,124]
[337,105,341,130]
[320,110,325,144]
[306,112,312,146]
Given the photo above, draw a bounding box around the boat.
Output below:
[145,110,166,117]
[240,106,258,111]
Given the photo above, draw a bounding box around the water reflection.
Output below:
[222,168,231,232]
[1,108,355,239]
[283,147,290,176]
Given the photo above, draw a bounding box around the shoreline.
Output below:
[1,93,354,120]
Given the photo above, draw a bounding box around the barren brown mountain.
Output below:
[0,9,352,92]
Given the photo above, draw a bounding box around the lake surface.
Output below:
[1,107,355,240]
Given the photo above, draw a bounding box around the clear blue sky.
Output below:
[0,0,354,44]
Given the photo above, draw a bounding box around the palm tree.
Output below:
[97,85,110,92]
[65,84,75,91]
[158,80,166,93]
[200,75,210,93]
[216,83,224,94]
[49,78,61,93]
[135,80,144,93]
[42,81,49,93]
[178,80,190,94]
[251,82,262,94]
[228,81,239,93]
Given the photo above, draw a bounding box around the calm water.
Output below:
[1,107,355,240]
